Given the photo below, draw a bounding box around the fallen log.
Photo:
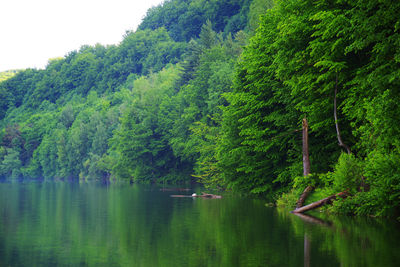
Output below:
[292,191,348,214]
[197,192,222,199]
[170,193,222,199]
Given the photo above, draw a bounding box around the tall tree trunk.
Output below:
[334,73,351,154]
[302,117,311,176]
[296,118,313,209]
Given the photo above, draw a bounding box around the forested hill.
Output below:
[139,0,252,41]
[1,0,399,218]
[0,70,19,83]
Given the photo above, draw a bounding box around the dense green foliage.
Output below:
[0,0,399,218]
[241,0,400,216]
[139,0,252,41]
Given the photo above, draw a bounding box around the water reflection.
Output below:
[282,210,400,267]
[304,233,310,267]
[0,180,399,266]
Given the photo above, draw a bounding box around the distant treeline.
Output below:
[0,0,399,218]
[0,70,19,82]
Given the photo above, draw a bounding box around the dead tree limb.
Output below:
[170,193,222,199]
[199,192,222,199]
[334,73,351,154]
[292,191,349,214]
[296,185,314,209]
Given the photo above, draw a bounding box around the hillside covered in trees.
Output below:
[0,0,399,219]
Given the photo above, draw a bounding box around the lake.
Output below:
[0,180,399,266]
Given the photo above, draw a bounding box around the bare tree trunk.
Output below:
[302,118,311,176]
[296,118,314,209]
[334,73,351,154]
[292,191,348,214]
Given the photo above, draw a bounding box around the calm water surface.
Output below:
[0,180,399,267]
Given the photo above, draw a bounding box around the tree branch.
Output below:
[334,73,351,154]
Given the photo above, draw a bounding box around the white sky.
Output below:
[0,0,164,72]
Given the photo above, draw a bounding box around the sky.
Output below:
[0,0,164,72]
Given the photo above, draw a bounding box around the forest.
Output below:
[0,0,399,219]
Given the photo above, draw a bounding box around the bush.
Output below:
[276,189,298,208]
[293,173,319,190]
[361,151,400,217]
[331,153,363,194]
[327,151,400,219]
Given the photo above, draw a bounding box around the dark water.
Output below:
[0,181,399,267]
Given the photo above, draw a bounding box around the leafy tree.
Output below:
[139,0,252,41]
[110,65,185,183]
[247,0,274,33]
[0,148,22,179]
